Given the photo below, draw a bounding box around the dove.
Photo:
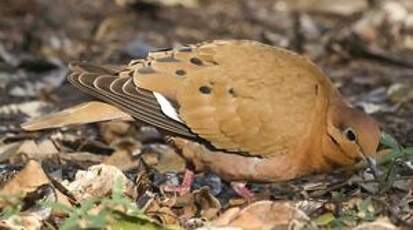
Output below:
[22,40,380,187]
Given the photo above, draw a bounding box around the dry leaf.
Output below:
[115,0,199,8]
[12,139,59,162]
[104,138,142,171]
[0,160,50,198]
[142,144,186,174]
[145,196,179,225]
[0,142,22,163]
[210,201,316,230]
[99,120,132,144]
[64,164,136,201]
[353,217,399,230]
[0,160,71,209]
[276,0,367,16]
[0,213,44,230]
[193,187,221,220]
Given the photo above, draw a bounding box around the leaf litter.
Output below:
[0,0,413,229]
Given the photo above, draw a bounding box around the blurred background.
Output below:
[0,1,413,228]
[0,0,412,144]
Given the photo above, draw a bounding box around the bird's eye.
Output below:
[344,128,357,142]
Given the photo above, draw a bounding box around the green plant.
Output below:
[44,178,171,230]
[315,197,377,230]
[378,132,413,193]
[0,194,24,219]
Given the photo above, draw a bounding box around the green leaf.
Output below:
[402,147,413,156]
[109,211,164,230]
[380,132,399,150]
[90,209,110,228]
[357,197,376,221]
[112,177,126,200]
[314,212,336,226]
[42,200,74,213]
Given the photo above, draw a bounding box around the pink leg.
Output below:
[162,169,194,196]
[231,182,254,201]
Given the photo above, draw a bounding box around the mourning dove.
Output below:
[22,40,380,182]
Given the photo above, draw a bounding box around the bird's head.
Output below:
[324,98,380,166]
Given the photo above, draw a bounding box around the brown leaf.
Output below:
[0,160,50,197]
[193,187,221,220]
[142,144,186,174]
[11,139,59,162]
[0,142,22,163]
[276,0,367,16]
[353,217,399,230]
[211,201,316,230]
[103,138,142,171]
[174,187,221,221]
[145,196,179,225]
[98,120,132,144]
[0,160,71,208]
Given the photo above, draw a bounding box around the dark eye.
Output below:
[344,128,357,142]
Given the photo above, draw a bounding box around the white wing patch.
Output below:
[153,92,183,123]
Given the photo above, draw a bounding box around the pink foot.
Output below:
[162,169,194,196]
[231,182,254,201]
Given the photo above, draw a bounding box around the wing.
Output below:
[69,40,331,157]
[68,63,197,138]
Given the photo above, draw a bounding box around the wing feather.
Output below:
[67,68,196,138]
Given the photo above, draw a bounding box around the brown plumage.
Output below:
[22,40,380,182]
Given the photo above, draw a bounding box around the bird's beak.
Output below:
[357,149,380,178]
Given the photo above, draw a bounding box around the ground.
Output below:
[0,0,412,229]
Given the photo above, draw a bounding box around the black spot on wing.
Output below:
[175,69,186,76]
[190,57,203,65]
[199,86,211,94]
[229,88,237,97]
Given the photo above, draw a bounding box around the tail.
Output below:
[21,101,132,131]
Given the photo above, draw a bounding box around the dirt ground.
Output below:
[0,0,412,229]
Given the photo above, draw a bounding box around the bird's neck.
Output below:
[318,97,356,170]
[304,93,351,172]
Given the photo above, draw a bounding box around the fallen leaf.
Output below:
[64,164,136,201]
[210,201,316,230]
[145,196,179,225]
[0,142,23,163]
[11,139,59,163]
[99,120,132,144]
[58,151,105,164]
[174,187,221,221]
[0,160,50,198]
[0,213,44,230]
[193,187,221,220]
[387,83,413,104]
[142,144,186,174]
[353,217,399,230]
[115,0,199,8]
[0,160,71,211]
[104,138,142,171]
[276,0,367,16]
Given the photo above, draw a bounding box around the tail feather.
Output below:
[21,101,132,131]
